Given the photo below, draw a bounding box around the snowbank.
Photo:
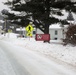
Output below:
[0,33,76,67]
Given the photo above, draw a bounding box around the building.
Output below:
[57,0,71,1]
[49,24,68,40]
[16,24,68,40]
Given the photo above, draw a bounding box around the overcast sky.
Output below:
[0,0,20,14]
[0,0,9,12]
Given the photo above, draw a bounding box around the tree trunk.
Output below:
[44,24,50,43]
[43,0,50,43]
[44,25,49,34]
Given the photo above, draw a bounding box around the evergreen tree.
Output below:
[67,11,74,21]
[3,0,76,34]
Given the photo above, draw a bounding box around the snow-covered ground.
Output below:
[0,47,16,75]
[0,33,76,75]
[0,33,76,67]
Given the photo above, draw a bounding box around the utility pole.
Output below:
[1,9,9,35]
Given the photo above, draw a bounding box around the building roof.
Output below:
[49,24,62,29]
[49,23,68,29]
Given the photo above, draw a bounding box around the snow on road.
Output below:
[1,33,76,66]
[0,33,76,75]
[0,47,16,75]
[0,42,30,75]
[0,40,76,75]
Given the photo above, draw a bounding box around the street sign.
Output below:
[26,32,32,36]
[35,34,50,41]
[8,29,12,33]
[25,24,34,37]
[25,24,34,32]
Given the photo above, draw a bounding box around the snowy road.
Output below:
[0,47,16,75]
[0,41,30,75]
[0,40,76,75]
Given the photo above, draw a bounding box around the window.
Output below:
[55,30,58,35]
[33,31,36,34]
[54,38,57,40]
